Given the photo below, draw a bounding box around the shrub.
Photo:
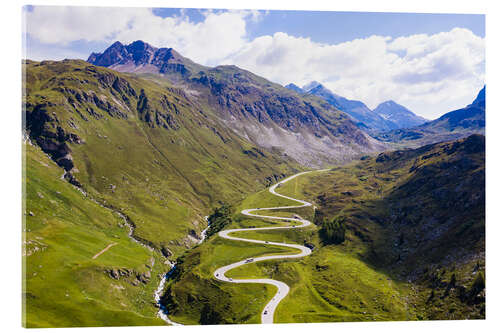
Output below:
[205,204,232,238]
[200,304,223,325]
[314,208,326,225]
[469,271,485,297]
[320,215,346,244]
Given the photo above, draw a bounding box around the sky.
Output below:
[23,6,485,119]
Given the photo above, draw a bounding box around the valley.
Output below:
[163,135,484,324]
[22,39,485,327]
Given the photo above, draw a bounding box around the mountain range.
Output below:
[23,39,485,327]
[285,81,428,133]
[375,86,485,146]
[23,42,387,326]
[88,41,383,166]
[23,56,304,326]
[23,40,386,272]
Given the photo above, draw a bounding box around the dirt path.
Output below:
[92,242,118,259]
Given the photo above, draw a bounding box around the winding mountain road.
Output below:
[213,170,327,324]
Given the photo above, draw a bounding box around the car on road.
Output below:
[265,241,269,244]
[245,258,254,263]
[264,310,268,315]
[304,242,315,250]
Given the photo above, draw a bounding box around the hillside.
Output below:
[161,134,484,323]
[23,142,167,327]
[277,134,485,320]
[375,87,485,147]
[22,58,310,326]
[24,59,304,256]
[88,41,384,166]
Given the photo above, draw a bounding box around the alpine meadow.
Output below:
[22,6,485,327]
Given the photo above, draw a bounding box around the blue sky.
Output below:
[23,6,485,119]
[153,8,485,44]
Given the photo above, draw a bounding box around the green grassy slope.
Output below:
[162,179,409,324]
[24,59,301,257]
[23,143,167,327]
[23,59,305,327]
[161,230,292,324]
[228,246,410,323]
[276,134,485,320]
[164,135,484,324]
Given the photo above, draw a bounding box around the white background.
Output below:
[1,0,498,332]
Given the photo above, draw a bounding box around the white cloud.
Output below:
[25,6,148,44]
[25,6,484,119]
[222,28,484,119]
[25,6,253,66]
[113,10,253,65]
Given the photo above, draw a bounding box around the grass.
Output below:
[164,169,414,324]
[229,226,316,247]
[165,136,485,323]
[23,143,168,327]
[24,59,302,258]
[162,234,295,324]
[233,186,300,213]
[269,136,486,320]
[228,246,410,323]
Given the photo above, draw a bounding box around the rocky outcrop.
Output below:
[105,267,152,286]
[136,89,180,130]
[25,104,83,172]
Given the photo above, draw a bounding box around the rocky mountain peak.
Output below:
[375,100,411,114]
[381,100,397,106]
[109,40,124,49]
[87,40,199,75]
[87,41,129,67]
[373,100,427,128]
[285,83,304,93]
[470,86,485,107]
[126,40,158,64]
[302,81,323,92]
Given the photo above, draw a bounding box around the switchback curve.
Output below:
[213,170,327,324]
